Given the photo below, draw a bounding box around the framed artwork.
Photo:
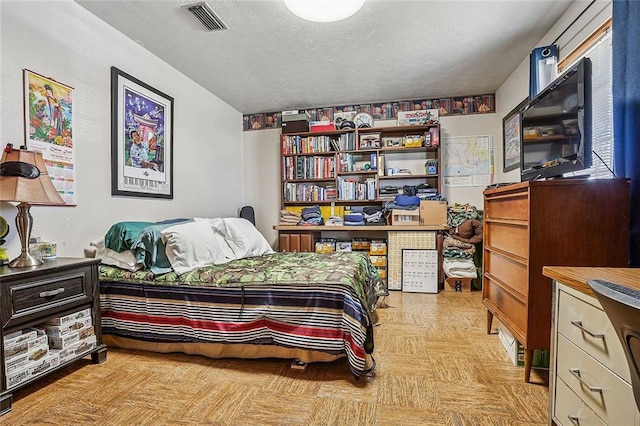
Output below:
[111,67,173,199]
[502,98,528,173]
[23,69,77,205]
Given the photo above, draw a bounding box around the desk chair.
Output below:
[588,279,640,411]
[238,206,255,226]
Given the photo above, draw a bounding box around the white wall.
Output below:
[242,128,281,246]
[0,1,245,258]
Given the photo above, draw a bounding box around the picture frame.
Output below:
[502,97,528,173]
[111,67,173,199]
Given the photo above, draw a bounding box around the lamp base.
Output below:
[8,252,43,268]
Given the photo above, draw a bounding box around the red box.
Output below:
[310,123,336,132]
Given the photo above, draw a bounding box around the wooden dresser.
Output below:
[482,179,629,382]
[543,267,640,425]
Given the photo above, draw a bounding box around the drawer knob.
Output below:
[570,320,604,338]
[39,287,66,298]
[569,368,603,393]
[567,414,580,424]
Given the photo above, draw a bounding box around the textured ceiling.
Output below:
[76,0,575,114]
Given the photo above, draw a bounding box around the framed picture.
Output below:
[111,67,173,198]
[502,98,528,173]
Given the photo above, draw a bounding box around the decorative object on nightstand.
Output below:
[0,144,65,268]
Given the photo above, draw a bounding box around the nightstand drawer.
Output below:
[6,268,92,328]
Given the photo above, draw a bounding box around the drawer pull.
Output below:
[39,288,66,298]
[567,414,580,424]
[569,368,603,393]
[570,320,604,338]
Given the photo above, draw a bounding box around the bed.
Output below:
[95,218,386,379]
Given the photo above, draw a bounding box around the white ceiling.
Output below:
[76,0,575,114]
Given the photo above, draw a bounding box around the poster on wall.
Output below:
[110,66,173,199]
[23,69,76,205]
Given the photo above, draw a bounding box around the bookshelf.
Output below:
[280,123,441,208]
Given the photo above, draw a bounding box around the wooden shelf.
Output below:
[274,225,448,231]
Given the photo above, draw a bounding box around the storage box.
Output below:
[391,209,420,226]
[369,255,387,267]
[44,307,91,326]
[43,316,93,337]
[369,241,387,255]
[498,325,550,368]
[281,120,309,134]
[310,122,335,133]
[444,276,472,292]
[419,200,448,226]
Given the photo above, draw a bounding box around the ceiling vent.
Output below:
[183,2,228,31]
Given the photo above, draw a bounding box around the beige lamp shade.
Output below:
[0,147,65,204]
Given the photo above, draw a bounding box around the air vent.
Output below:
[183,2,228,31]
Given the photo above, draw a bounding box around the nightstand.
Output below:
[0,257,107,415]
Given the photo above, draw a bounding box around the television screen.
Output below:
[520,57,592,181]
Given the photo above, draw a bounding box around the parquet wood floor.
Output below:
[4,291,549,425]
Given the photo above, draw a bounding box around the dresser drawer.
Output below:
[554,377,605,426]
[484,222,528,259]
[483,278,527,335]
[484,192,528,221]
[557,288,630,382]
[556,334,635,425]
[5,267,92,328]
[484,250,528,298]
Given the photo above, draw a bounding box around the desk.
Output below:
[274,225,448,290]
[543,267,640,426]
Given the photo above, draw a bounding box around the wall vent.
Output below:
[183,2,228,31]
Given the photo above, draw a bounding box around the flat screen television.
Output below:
[520,57,592,181]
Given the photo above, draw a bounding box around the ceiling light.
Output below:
[284,0,365,23]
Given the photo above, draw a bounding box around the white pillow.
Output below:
[90,239,141,271]
[213,218,274,259]
[161,221,234,275]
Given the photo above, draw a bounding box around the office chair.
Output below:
[588,278,640,411]
[238,205,256,226]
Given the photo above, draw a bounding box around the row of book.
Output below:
[282,156,336,181]
[281,133,357,155]
[244,94,495,131]
[337,177,376,201]
[283,183,337,202]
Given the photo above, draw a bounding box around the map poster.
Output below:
[23,69,76,205]
[442,135,493,187]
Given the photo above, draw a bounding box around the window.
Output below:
[559,20,614,178]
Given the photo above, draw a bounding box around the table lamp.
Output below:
[0,144,65,267]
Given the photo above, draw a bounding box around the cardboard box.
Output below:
[444,276,472,292]
[43,317,93,337]
[391,209,420,226]
[44,307,91,326]
[3,330,37,347]
[419,200,448,226]
[498,325,549,368]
